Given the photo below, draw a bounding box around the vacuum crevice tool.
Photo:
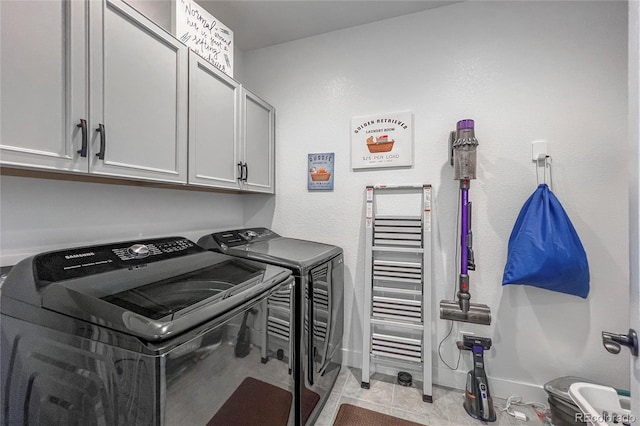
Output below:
[440,119,492,326]
[466,202,475,271]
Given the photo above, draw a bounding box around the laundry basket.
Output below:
[545,377,592,425]
[568,383,632,426]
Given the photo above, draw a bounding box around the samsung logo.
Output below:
[65,252,95,260]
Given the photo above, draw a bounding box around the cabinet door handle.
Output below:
[242,163,248,182]
[76,119,88,157]
[237,162,244,181]
[95,124,106,160]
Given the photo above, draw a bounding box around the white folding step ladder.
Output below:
[361,184,433,402]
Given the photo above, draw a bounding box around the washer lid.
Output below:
[199,228,342,271]
[227,237,342,270]
[1,237,291,341]
[102,259,266,321]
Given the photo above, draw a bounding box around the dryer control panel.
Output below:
[207,228,279,250]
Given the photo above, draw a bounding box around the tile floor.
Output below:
[314,367,546,426]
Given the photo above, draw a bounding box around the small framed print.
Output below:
[351,111,413,169]
[308,152,334,191]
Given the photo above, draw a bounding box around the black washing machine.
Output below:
[1,236,295,425]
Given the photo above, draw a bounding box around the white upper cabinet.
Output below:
[188,51,241,190]
[0,0,88,172]
[89,0,188,183]
[1,0,188,184]
[1,0,273,192]
[188,53,275,194]
[241,88,275,194]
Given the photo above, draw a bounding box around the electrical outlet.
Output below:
[458,331,474,341]
[456,331,474,350]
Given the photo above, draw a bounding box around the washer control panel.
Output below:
[35,237,202,284]
[112,239,195,261]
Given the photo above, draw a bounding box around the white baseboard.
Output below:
[342,348,548,404]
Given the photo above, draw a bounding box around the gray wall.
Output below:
[242,0,630,400]
[0,175,245,265]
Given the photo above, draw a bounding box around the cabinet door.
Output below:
[188,52,241,189]
[89,0,188,183]
[0,0,88,172]
[241,88,275,194]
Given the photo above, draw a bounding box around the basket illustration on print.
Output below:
[366,135,395,153]
[310,167,331,181]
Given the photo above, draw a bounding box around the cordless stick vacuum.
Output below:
[462,335,496,422]
[440,119,492,325]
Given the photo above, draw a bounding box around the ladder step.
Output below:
[371,332,422,362]
[267,326,290,337]
[370,351,423,364]
[372,332,422,345]
[374,270,422,279]
[269,287,291,306]
[373,259,421,268]
[374,295,421,304]
[375,233,422,241]
[372,310,422,322]
[376,224,421,230]
[372,246,424,253]
[374,305,422,314]
[372,342,422,356]
[304,318,328,341]
[373,297,421,310]
[370,317,425,330]
[373,275,423,284]
[374,262,421,270]
[271,287,292,296]
[267,305,292,315]
[375,217,422,223]
[373,286,422,296]
[267,316,290,341]
[268,298,291,306]
[374,239,422,247]
[267,328,290,339]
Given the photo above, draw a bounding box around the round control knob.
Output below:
[243,230,259,240]
[127,244,150,258]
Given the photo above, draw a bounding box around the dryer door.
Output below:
[308,261,330,382]
[303,254,344,424]
[308,255,344,376]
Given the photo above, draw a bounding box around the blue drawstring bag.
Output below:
[502,184,590,298]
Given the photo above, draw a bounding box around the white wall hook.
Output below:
[531,140,548,162]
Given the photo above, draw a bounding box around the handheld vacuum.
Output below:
[439,119,492,325]
[462,335,496,422]
[235,309,256,358]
